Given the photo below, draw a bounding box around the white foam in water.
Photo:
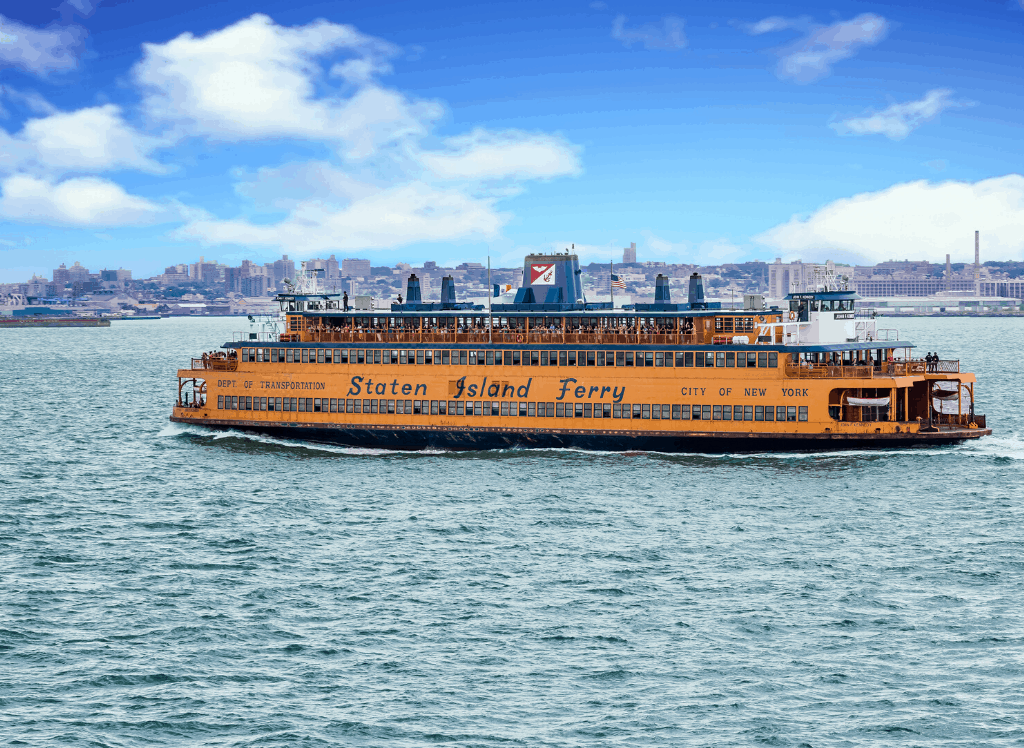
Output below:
[959,433,1024,460]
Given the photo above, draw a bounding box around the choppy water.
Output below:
[2,316,1022,747]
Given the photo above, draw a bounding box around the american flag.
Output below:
[611,274,625,291]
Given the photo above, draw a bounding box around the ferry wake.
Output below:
[170,252,991,452]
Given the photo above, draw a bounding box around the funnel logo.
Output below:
[530,264,556,285]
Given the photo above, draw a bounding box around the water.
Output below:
[1,317,1022,747]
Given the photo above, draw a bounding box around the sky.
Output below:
[0,0,1022,281]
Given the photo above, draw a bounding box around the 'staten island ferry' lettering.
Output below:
[170,252,990,451]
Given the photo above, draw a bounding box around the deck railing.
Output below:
[191,357,238,371]
[785,364,876,379]
[291,329,706,346]
[785,359,959,379]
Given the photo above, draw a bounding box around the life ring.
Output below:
[788,311,796,321]
[516,334,523,342]
[758,315,765,323]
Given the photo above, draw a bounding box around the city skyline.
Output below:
[0,0,1022,283]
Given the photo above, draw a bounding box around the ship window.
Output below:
[391,350,400,365]
[301,349,308,364]
[645,352,654,367]
[633,404,642,419]
[530,351,539,366]
[735,351,746,368]
[217,395,224,409]
[329,398,336,412]
[584,403,593,417]
[313,398,321,412]
[459,351,467,365]
[755,406,764,421]
[747,352,757,367]
[703,405,712,421]
[603,404,612,418]
[441,350,450,365]
[495,351,504,365]
[576,403,584,417]
[725,352,735,367]
[716,352,725,368]
[684,352,693,367]
[706,352,716,367]
[559,351,568,366]
[298,398,306,412]
[651,404,660,420]
[491,401,499,416]
[374,350,381,364]
[568,351,577,366]
[613,403,622,418]
[731,405,741,420]
[528,402,536,417]
[337,350,347,364]
[519,402,528,417]
[285,349,293,363]
[587,352,596,366]
[242,348,250,363]
[432,400,440,415]
[501,401,510,416]
[508,351,518,365]
[539,351,548,366]
[417,350,425,365]
[722,405,731,421]
[758,352,767,368]
[467,351,477,365]
[765,406,774,422]
[315,349,323,363]
[799,406,808,421]
[556,402,565,417]
[742,405,752,421]
[768,352,778,367]
[325,349,333,364]
[635,352,644,367]
[671,404,680,419]
[413,400,422,415]
[691,405,701,420]
[478,351,487,365]
[695,351,704,368]
[784,406,794,421]
[438,401,446,415]
[616,351,625,367]
[486,351,494,365]
[675,352,685,367]
[625,352,634,367]
[679,404,690,420]
[426,350,435,364]
[275,397,282,411]
[597,351,606,367]
[545,403,555,417]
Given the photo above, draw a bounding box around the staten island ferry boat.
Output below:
[170,252,990,452]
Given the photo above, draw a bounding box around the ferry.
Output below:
[170,252,990,451]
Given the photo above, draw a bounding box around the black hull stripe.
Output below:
[169,417,989,453]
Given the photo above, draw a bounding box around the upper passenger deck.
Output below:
[268,253,896,351]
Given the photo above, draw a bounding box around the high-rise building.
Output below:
[190,256,221,283]
[241,275,267,296]
[623,242,636,264]
[53,263,70,286]
[342,258,371,277]
[272,254,296,287]
[66,261,90,283]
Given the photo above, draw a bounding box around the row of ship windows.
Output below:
[240,348,780,369]
[217,395,808,422]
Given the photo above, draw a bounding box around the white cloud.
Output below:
[748,13,888,83]
[133,13,437,157]
[611,15,687,51]
[175,182,507,253]
[420,129,581,180]
[0,14,86,76]
[0,104,163,179]
[0,175,165,226]
[753,175,1024,263]
[830,89,971,140]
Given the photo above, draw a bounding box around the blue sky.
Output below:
[0,0,1022,281]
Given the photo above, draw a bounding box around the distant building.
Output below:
[100,268,133,282]
[623,242,636,264]
[190,256,221,283]
[240,275,268,296]
[342,258,371,277]
[65,261,90,284]
[52,264,70,286]
[272,254,296,286]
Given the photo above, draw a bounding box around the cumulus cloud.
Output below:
[175,182,508,253]
[0,14,86,76]
[420,130,581,180]
[0,175,165,226]
[748,13,888,83]
[133,13,436,157]
[611,15,687,51]
[753,175,1024,263]
[830,89,971,140]
[0,104,164,174]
